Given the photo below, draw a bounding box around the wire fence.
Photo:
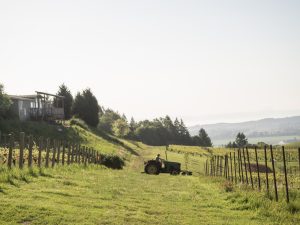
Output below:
[0,131,101,169]
[204,146,300,203]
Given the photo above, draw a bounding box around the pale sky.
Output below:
[1,0,300,125]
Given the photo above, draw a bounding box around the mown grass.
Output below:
[1,121,300,224]
[1,163,299,225]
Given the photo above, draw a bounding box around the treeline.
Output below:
[225,132,269,148]
[0,83,213,147]
[99,112,212,146]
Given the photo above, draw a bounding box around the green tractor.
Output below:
[144,159,181,175]
[144,152,192,176]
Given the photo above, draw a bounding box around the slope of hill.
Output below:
[189,116,300,145]
[1,120,299,224]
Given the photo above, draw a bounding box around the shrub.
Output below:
[100,154,124,169]
[223,180,234,192]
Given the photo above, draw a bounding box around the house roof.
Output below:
[9,95,35,101]
[36,91,65,99]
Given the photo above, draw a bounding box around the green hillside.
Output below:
[0,120,300,225]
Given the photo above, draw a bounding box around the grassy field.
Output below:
[1,121,300,224]
[1,144,300,225]
[1,163,300,225]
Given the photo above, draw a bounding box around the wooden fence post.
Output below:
[246,147,254,189]
[19,132,25,169]
[209,159,212,176]
[45,138,50,168]
[93,150,96,164]
[89,148,92,164]
[38,137,43,167]
[239,149,244,183]
[96,152,99,165]
[282,146,289,203]
[224,155,227,179]
[255,146,261,191]
[226,155,229,178]
[212,156,215,176]
[242,148,249,185]
[220,156,223,176]
[77,145,81,164]
[75,144,78,163]
[230,152,233,182]
[216,156,219,176]
[91,149,94,164]
[78,144,81,164]
[298,148,300,172]
[84,147,88,166]
[81,146,84,164]
[264,145,269,193]
[270,145,278,201]
[62,140,66,165]
[28,135,33,168]
[234,151,237,184]
[71,143,75,164]
[8,134,14,169]
[67,142,71,165]
[81,146,85,164]
[52,140,57,168]
[227,155,230,180]
[57,140,61,165]
[90,148,93,164]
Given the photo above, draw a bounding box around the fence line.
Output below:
[0,132,102,169]
[204,145,300,203]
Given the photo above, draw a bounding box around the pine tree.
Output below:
[54,84,74,119]
[195,128,212,147]
[235,132,248,147]
[0,84,11,118]
[72,88,100,126]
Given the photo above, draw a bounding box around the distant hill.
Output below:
[189,116,300,145]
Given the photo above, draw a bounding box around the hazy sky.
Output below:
[1,0,300,125]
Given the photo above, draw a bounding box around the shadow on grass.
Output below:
[91,128,140,156]
[7,176,20,187]
[43,191,74,197]
[0,187,6,194]
[38,169,54,178]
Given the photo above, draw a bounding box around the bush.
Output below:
[100,154,124,169]
[70,117,89,130]
[223,181,234,192]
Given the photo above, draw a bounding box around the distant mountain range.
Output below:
[189,116,300,145]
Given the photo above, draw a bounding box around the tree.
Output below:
[129,117,137,133]
[72,88,100,126]
[98,109,121,133]
[235,132,248,147]
[0,84,11,119]
[178,119,192,145]
[161,115,177,144]
[112,118,130,137]
[193,128,212,147]
[54,84,73,119]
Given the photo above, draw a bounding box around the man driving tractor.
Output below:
[155,154,163,168]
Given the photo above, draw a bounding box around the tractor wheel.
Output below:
[145,164,159,175]
[170,170,180,175]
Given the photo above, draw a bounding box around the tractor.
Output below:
[144,152,192,176]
